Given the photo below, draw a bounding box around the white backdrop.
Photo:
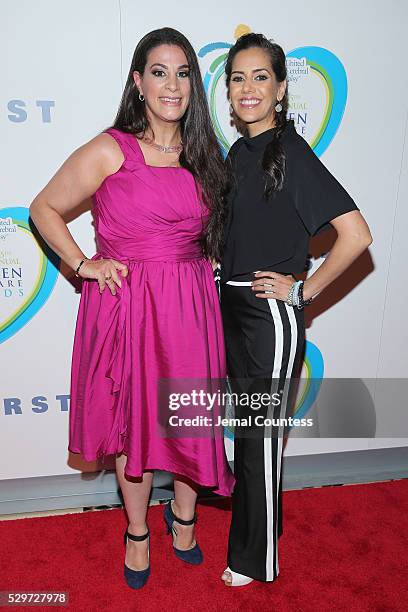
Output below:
[1,0,407,480]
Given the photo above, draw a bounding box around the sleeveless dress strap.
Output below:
[104,128,144,167]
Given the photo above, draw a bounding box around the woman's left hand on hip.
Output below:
[251,271,296,300]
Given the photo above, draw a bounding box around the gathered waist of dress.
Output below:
[98,236,204,262]
[95,251,207,264]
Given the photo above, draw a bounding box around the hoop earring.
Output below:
[139,93,145,102]
[275,100,283,113]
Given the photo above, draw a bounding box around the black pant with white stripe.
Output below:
[221,280,305,582]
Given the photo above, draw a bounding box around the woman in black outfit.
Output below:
[220,33,372,587]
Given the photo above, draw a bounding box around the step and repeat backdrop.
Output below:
[1,0,407,480]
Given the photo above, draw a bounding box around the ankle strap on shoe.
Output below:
[126,529,149,542]
[168,500,197,525]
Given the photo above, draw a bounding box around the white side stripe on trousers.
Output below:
[265,298,298,581]
[275,303,298,576]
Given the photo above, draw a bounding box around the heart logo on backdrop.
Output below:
[0,206,59,343]
[199,28,348,158]
[293,340,324,421]
[286,45,347,157]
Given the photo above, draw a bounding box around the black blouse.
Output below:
[221,120,359,282]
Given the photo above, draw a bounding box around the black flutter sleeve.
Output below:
[286,135,360,236]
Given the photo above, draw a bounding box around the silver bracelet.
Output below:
[292,281,303,307]
[286,282,296,306]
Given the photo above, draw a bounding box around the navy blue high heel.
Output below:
[123,528,150,589]
[163,500,203,565]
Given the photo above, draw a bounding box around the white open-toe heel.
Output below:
[222,566,254,587]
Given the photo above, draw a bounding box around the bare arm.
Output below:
[302,210,372,300]
[252,210,373,300]
[30,133,127,294]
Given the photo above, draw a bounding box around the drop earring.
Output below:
[139,93,145,102]
[275,100,283,113]
[229,102,234,114]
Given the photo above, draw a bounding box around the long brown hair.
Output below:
[113,27,228,260]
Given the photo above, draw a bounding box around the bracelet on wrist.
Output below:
[286,282,296,306]
[293,281,303,307]
[286,280,313,310]
[297,281,313,310]
[75,258,88,278]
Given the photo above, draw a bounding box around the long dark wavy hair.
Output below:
[225,33,288,197]
[112,27,227,260]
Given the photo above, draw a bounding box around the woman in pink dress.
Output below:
[30,27,234,589]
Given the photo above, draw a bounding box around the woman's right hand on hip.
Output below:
[78,258,128,295]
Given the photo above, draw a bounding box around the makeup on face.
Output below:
[134,44,191,122]
[229,48,283,132]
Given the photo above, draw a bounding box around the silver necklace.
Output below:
[142,135,183,154]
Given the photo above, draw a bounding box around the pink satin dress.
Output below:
[68,128,234,497]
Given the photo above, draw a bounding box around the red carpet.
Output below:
[1,479,408,612]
